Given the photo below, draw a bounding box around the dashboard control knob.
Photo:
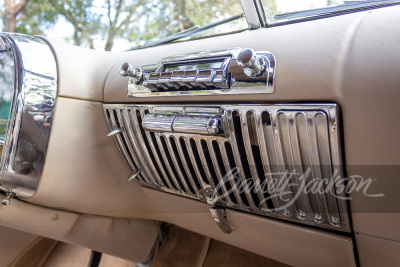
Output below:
[237,48,267,78]
[119,62,143,84]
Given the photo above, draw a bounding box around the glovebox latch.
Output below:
[209,206,233,234]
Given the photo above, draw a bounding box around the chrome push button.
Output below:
[213,70,229,89]
[196,69,217,89]
[158,72,179,90]
[170,71,192,90]
[142,68,230,91]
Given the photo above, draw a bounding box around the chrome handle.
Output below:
[142,114,221,135]
[237,48,267,78]
[119,63,143,84]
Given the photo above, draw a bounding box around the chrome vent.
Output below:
[103,104,350,232]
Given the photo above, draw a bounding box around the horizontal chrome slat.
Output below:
[103,103,350,232]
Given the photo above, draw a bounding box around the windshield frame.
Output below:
[129,0,400,50]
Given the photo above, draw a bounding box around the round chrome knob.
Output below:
[119,62,143,84]
[237,48,266,78]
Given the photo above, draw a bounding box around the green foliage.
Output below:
[11,0,276,50]
[15,0,57,35]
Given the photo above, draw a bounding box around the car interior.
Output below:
[0,0,400,266]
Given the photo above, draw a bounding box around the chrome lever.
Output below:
[119,62,143,85]
[127,169,142,181]
[1,189,14,206]
[107,128,124,137]
[209,206,233,234]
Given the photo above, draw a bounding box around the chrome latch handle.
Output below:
[209,206,233,234]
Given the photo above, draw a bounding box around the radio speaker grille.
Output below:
[104,104,350,232]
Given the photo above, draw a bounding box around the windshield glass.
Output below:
[39,0,247,51]
[8,0,397,51]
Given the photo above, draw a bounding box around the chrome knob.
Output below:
[237,48,267,78]
[119,62,143,84]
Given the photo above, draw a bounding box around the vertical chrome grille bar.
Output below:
[122,108,160,186]
[307,113,331,224]
[295,112,324,223]
[154,133,183,192]
[219,141,243,206]
[194,138,217,189]
[226,110,257,210]
[271,110,297,217]
[256,110,282,213]
[315,112,341,226]
[207,139,234,205]
[277,111,308,219]
[241,111,269,210]
[287,111,315,221]
[115,108,152,184]
[185,138,209,191]
[140,118,176,190]
[175,137,200,195]
[107,108,136,171]
[165,135,192,194]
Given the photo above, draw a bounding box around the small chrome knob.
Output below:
[119,62,143,84]
[237,48,266,78]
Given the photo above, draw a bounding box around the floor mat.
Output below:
[153,224,289,267]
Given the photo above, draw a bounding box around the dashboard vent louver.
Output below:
[104,104,350,232]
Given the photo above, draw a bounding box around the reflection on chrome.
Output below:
[0,33,57,199]
[0,37,14,148]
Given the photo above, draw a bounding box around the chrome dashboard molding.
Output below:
[0,33,57,199]
[103,103,350,232]
[126,47,276,97]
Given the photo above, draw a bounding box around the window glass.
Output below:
[262,0,391,23]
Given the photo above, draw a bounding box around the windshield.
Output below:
[40,0,248,51]
[6,0,398,51]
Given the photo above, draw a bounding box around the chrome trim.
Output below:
[126,48,276,97]
[240,0,267,29]
[103,103,350,232]
[0,34,57,199]
[209,207,233,234]
[128,169,142,181]
[142,113,221,136]
[107,127,124,136]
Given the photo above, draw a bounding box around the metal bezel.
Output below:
[127,48,276,97]
[0,34,57,199]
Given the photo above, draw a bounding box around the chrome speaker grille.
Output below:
[103,104,350,232]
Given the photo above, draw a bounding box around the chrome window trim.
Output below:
[240,0,267,29]
[0,33,57,199]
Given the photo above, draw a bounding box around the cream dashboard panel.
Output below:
[25,2,400,247]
